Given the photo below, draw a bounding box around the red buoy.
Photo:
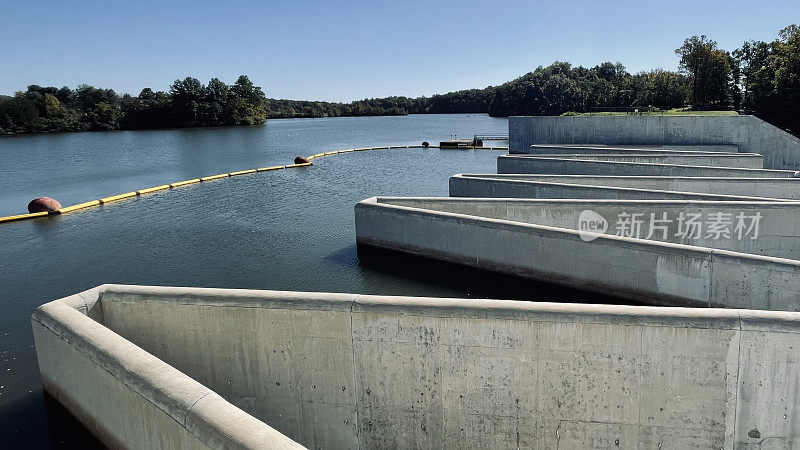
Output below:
[28,197,61,213]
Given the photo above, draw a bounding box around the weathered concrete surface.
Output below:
[31,286,303,450]
[523,143,742,153]
[525,144,741,154]
[497,155,798,178]
[32,285,800,448]
[382,197,800,259]
[454,174,800,200]
[509,115,800,170]
[520,151,765,169]
[355,196,800,311]
[528,153,763,168]
[449,174,791,202]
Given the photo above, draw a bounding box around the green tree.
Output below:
[675,36,734,109]
[635,69,688,108]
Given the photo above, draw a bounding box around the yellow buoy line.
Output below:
[0,144,509,224]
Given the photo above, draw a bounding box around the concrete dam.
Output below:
[33,116,800,448]
[32,285,800,448]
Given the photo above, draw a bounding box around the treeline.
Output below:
[0,76,494,134]
[264,88,494,118]
[0,75,268,133]
[1,24,798,135]
[487,62,688,116]
[487,24,800,135]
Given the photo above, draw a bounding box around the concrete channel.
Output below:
[356,147,800,312]
[33,285,800,448]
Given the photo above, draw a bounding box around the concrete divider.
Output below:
[448,174,790,202]
[497,156,798,178]
[32,284,800,448]
[355,196,800,311]
[524,144,740,153]
[382,196,800,259]
[513,153,764,168]
[454,174,800,200]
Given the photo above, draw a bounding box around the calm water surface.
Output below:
[0,114,615,447]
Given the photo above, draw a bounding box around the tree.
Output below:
[170,77,206,126]
[42,93,64,117]
[635,69,688,108]
[773,25,800,121]
[675,35,734,109]
[733,40,771,110]
[226,75,267,125]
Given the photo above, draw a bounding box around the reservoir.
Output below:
[0,113,621,446]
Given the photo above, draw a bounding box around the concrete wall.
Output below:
[526,144,741,154]
[449,175,790,202]
[526,153,764,169]
[454,174,800,200]
[31,287,303,450]
[381,197,800,260]
[33,285,800,448]
[525,143,741,152]
[508,115,800,170]
[355,197,800,311]
[497,156,799,178]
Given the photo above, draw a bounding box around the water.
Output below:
[0,114,616,447]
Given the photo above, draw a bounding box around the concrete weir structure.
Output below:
[32,285,800,448]
[34,117,800,449]
[508,115,800,170]
[355,133,800,312]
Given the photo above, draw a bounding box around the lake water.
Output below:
[0,114,618,447]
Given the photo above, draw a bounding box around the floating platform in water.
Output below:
[439,139,477,149]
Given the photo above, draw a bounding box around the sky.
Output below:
[2,0,799,102]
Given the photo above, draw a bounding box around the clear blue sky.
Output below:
[2,0,798,102]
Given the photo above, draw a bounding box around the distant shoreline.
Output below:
[0,112,499,137]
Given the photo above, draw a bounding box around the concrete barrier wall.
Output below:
[381,197,800,260]
[525,153,763,168]
[497,156,799,178]
[32,285,800,448]
[355,197,800,312]
[526,144,741,154]
[455,174,800,200]
[31,287,303,450]
[527,143,742,152]
[508,115,800,170]
[448,175,790,202]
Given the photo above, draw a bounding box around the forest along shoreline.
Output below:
[1,25,798,137]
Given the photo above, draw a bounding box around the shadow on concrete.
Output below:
[356,244,643,306]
